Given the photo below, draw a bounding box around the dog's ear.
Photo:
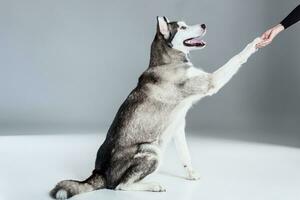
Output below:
[163,16,169,23]
[157,16,170,39]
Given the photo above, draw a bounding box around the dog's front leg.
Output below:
[208,37,261,95]
[174,120,200,180]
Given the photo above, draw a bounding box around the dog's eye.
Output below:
[180,26,187,30]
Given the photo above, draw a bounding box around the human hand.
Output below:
[256,24,285,48]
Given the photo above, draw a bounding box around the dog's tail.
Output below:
[50,171,106,199]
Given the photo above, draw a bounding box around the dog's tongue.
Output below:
[189,37,203,44]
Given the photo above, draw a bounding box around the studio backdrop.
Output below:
[0,0,300,145]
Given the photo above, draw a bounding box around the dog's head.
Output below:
[156,16,206,53]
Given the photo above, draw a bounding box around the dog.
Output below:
[50,17,261,199]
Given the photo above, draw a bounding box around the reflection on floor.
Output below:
[1,132,300,200]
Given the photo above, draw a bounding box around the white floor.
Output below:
[1,133,300,200]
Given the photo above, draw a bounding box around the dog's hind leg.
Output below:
[116,182,166,192]
[174,120,200,180]
[115,144,165,192]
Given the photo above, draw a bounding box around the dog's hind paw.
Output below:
[152,184,167,192]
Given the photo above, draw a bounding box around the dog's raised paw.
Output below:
[250,37,262,50]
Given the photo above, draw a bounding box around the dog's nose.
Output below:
[201,24,206,29]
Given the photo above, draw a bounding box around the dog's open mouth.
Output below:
[183,36,206,47]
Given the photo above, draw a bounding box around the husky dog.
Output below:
[50,17,261,199]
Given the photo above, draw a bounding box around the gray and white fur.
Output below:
[50,17,261,199]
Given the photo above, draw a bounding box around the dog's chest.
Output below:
[158,65,205,147]
[185,64,205,78]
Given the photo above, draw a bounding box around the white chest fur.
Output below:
[186,64,205,78]
[159,65,205,148]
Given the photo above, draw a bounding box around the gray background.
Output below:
[1,0,300,145]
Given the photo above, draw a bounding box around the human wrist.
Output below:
[276,24,285,32]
